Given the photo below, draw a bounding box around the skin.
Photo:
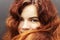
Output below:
[15,5,50,40]
[18,4,41,33]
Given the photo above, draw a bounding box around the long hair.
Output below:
[3,0,60,40]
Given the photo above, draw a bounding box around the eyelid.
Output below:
[29,18,39,22]
[19,17,24,21]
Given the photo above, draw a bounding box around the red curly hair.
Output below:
[3,0,60,40]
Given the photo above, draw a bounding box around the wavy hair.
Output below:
[3,0,60,40]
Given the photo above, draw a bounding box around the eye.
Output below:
[31,19,39,22]
[19,17,24,22]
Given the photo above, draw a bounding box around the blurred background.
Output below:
[0,0,60,40]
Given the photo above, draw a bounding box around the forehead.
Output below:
[21,4,38,18]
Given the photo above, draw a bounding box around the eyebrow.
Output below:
[29,17,39,19]
[20,17,39,20]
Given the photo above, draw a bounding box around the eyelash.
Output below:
[31,19,39,22]
[19,18,39,22]
[19,18,24,21]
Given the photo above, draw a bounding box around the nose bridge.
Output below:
[22,20,30,29]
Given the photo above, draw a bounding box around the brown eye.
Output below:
[31,19,39,22]
[19,17,24,22]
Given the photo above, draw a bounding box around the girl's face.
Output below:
[18,5,41,33]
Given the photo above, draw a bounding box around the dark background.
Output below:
[0,0,60,40]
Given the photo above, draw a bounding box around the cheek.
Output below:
[31,23,41,29]
[18,23,23,33]
[18,26,21,33]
